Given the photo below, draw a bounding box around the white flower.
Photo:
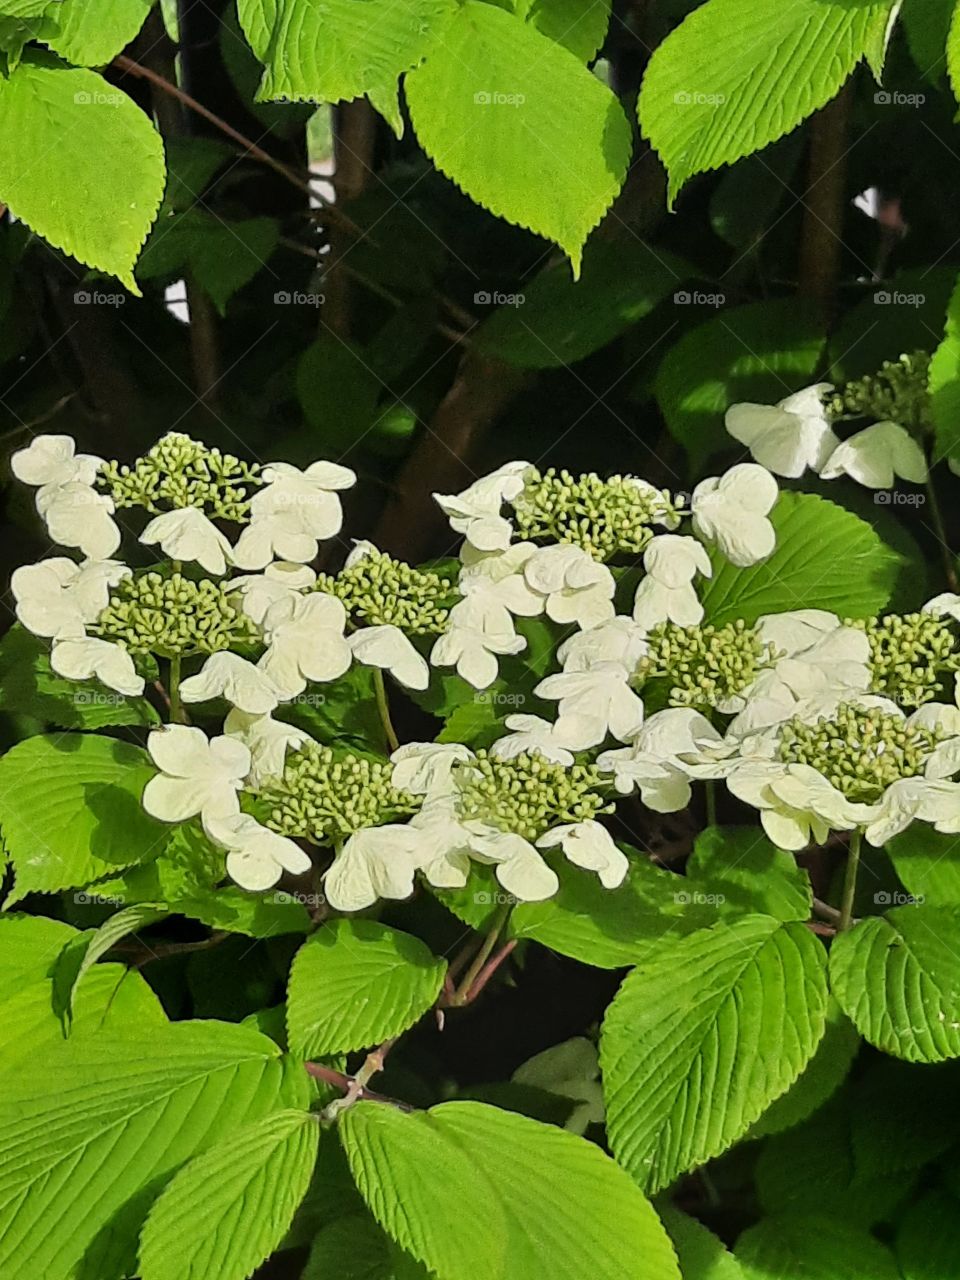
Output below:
[11,557,129,640]
[230,562,317,625]
[50,637,144,697]
[691,463,778,567]
[231,461,356,570]
[430,600,526,690]
[599,708,720,812]
[523,545,615,630]
[207,812,311,891]
[323,823,423,911]
[231,510,319,570]
[180,652,281,714]
[391,742,473,798]
[258,593,352,697]
[490,714,576,765]
[863,777,960,847]
[537,821,628,889]
[820,421,927,489]
[632,534,712,629]
[466,828,560,901]
[458,542,545,619]
[223,709,310,786]
[348,625,429,690]
[11,434,104,488]
[725,384,839,478]
[558,615,648,672]
[141,725,248,827]
[924,593,960,624]
[36,483,121,560]
[434,461,532,551]
[409,800,475,888]
[535,662,644,749]
[141,507,234,576]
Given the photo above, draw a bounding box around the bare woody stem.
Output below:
[319,1038,398,1120]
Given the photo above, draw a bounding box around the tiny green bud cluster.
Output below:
[777,703,945,803]
[455,750,612,841]
[830,351,932,433]
[260,743,420,843]
[92,572,258,657]
[99,431,261,520]
[849,612,960,707]
[511,467,681,561]
[635,620,776,710]
[314,548,459,635]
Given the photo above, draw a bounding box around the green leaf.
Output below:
[39,0,152,65]
[138,210,280,314]
[405,1,632,275]
[62,902,167,1018]
[0,734,169,904]
[0,1020,309,1280]
[475,238,689,369]
[138,1111,319,1280]
[502,0,611,61]
[639,0,896,202]
[340,1100,682,1280]
[827,267,955,381]
[654,299,827,468]
[659,1207,745,1280]
[287,919,447,1058]
[736,1213,901,1280]
[0,625,159,729]
[0,912,77,999]
[701,492,903,626]
[887,824,960,904]
[305,1215,432,1280]
[296,338,383,452]
[685,826,812,922]
[903,0,953,83]
[601,915,828,1193]
[851,1057,960,1176]
[896,1189,960,1280]
[830,905,960,1061]
[928,270,960,463]
[708,136,803,250]
[0,57,164,291]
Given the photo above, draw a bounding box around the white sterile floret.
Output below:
[536,821,628,889]
[490,714,576,766]
[141,724,249,828]
[558,615,648,672]
[223,709,310,786]
[348,624,430,690]
[50,637,144,697]
[632,534,711,630]
[232,460,356,569]
[535,663,644,749]
[207,812,311,891]
[11,557,129,640]
[433,461,532,552]
[323,823,423,912]
[141,506,234,575]
[458,542,545,619]
[230,562,317,625]
[598,708,720,812]
[391,742,474,797]
[924,593,960,623]
[430,596,526,690]
[465,828,560,900]
[725,384,839,478]
[37,483,121,560]
[258,593,352,697]
[523,544,615,630]
[180,652,281,714]
[820,421,928,489]
[11,434,104,489]
[691,463,778,567]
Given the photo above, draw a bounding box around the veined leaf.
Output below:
[685,826,812,923]
[304,1214,432,1279]
[887,824,960,904]
[736,1213,901,1280]
[137,210,280,314]
[62,903,168,1019]
[39,0,152,65]
[504,0,611,62]
[928,271,960,463]
[660,1207,745,1280]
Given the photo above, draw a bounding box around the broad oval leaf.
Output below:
[40,0,152,66]
[736,1212,901,1280]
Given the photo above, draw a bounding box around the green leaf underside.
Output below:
[0,1021,309,1280]
[736,1212,901,1280]
[830,905,960,1062]
[639,0,896,202]
[0,59,165,290]
[287,918,447,1058]
[65,903,168,1018]
[138,1111,319,1280]
[601,915,828,1193]
[660,1207,745,1280]
[405,1,632,275]
[0,733,169,904]
[340,1100,682,1280]
[701,492,902,626]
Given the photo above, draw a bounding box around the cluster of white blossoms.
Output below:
[9,427,960,912]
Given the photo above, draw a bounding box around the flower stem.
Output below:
[838,828,862,932]
[449,904,512,1007]
[372,667,399,753]
[925,475,958,592]
[168,653,186,724]
[705,781,718,828]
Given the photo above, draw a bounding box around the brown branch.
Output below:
[797,82,853,318]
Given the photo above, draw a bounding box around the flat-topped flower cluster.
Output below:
[9,418,960,911]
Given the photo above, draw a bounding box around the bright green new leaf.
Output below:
[405,1,632,275]
[928,271,960,462]
[601,915,828,1193]
[0,57,164,290]
[0,733,169,904]
[0,912,78,1000]
[639,0,897,203]
[830,905,960,1061]
[685,826,812,922]
[340,1100,682,1280]
[61,902,168,1019]
[736,1212,901,1280]
[503,0,611,62]
[701,492,903,626]
[287,918,447,1058]
[948,0,960,105]
[138,1111,319,1280]
[887,824,960,904]
[660,1207,746,1280]
[39,0,152,66]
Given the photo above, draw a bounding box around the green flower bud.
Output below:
[92,572,258,657]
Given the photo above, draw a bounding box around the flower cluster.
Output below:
[850,610,960,708]
[93,572,257,657]
[99,432,261,520]
[634,620,777,712]
[314,542,458,634]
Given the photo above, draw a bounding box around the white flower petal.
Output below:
[537,821,628,888]
[349,625,429,690]
[180,652,280,714]
[820,421,928,489]
[141,507,233,575]
[50,637,144,696]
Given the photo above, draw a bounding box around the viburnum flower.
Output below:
[536,821,627,888]
[231,562,317,625]
[725,384,839,478]
[36,482,121,560]
[205,811,311,891]
[490,714,576,765]
[458,542,545,621]
[391,742,473,797]
[141,725,249,828]
[598,708,720,812]
[179,652,282,715]
[925,593,960,623]
[523,544,616,630]
[691,463,778,567]
[232,461,356,569]
[223,709,310,786]
[557,615,648,672]
[11,434,104,489]
[50,636,144,697]
[430,595,526,689]
[11,557,129,640]
[434,461,532,552]
[820,421,928,488]
[348,624,430,690]
[258,593,352,697]
[141,506,234,576]
[323,823,424,911]
[632,535,711,630]
[535,663,644,748]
